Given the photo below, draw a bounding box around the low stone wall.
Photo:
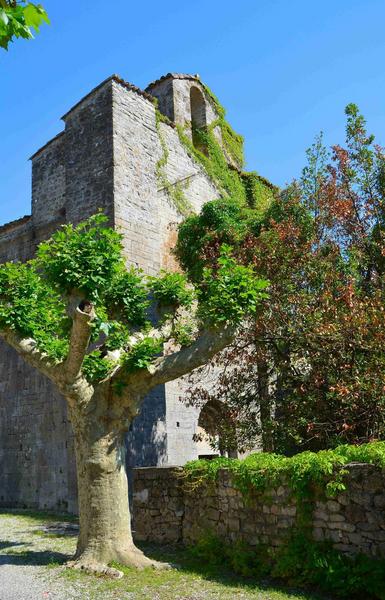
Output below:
[132,463,385,557]
[133,467,185,543]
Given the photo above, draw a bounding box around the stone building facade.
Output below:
[0,72,243,512]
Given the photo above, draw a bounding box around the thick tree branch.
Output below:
[124,322,238,396]
[0,329,60,382]
[64,304,95,383]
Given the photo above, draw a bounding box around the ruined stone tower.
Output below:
[0,73,269,512]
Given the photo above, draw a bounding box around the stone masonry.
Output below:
[0,73,231,512]
[132,463,385,558]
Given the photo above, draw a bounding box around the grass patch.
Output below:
[55,543,326,600]
[0,508,78,524]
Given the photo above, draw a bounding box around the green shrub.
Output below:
[188,532,385,599]
[184,441,385,500]
[198,245,269,325]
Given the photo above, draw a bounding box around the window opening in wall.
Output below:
[198,454,220,460]
[195,399,238,459]
[190,86,207,153]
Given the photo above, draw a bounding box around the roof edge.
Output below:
[146,72,200,91]
[0,215,31,236]
[29,131,65,161]
[61,74,156,121]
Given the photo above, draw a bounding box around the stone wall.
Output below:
[132,464,385,558]
[31,133,66,228]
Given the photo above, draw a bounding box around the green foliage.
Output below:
[300,132,329,217]
[176,104,275,219]
[172,319,196,346]
[100,320,130,352]
[175,197,261,283]
[177,124,247,202]
[241,171,279,213]
[0,1,49,50]
[189,532,385,599]
[199,82,245,169]
[148,271,194,309]
[37,214,123,301]
[121,337,163,373]
[104,267,149,328]
[0,261,69,361]
[81,351,117,383]
[184,441,385,499]
[155,110,193,216]
[198,245,269,325]
[0,211,266,385]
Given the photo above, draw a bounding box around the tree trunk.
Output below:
[257,358,274,452]
[66,391,166,577]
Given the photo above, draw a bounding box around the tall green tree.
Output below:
[180,106,385,455]
[0,1,49,49]
[0,214,266,576]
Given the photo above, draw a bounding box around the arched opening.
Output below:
[190,86,207,152]
[195,399,238,459]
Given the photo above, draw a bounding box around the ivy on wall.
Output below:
[153,82,277,218]
[200,82,245,169]
[155,109,194,217]
[183,441,385,599]
[183,441,385,501]
[175,84,277,212]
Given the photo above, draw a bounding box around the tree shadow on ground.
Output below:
[0,541,26,551]
[136,542,332,600]
[0,548,70,567]
[0,509,78,523]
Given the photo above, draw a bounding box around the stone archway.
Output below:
[190,86,207,129]
[190,86,207,153]
[195,399,238,459]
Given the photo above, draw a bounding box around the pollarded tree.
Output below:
[0,214,267,577]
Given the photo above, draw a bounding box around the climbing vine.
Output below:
[153,80,276,217]
[183,442,385,598]
[183,441,385,507]
[175,101,277,212]
[200,82,245,168]
[155,110,193,217]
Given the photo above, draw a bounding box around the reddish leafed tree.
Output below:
[178,105,385,454]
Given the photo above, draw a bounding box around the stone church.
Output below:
[0,73,266,513]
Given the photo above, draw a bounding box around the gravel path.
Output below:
[0,563,65,600]
[0,511,327,600]
[0,513,77,600]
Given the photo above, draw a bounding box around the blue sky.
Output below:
[1,0,385,226]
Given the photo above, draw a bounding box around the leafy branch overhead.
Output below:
[0,1,49,50]
[0,213,268,389]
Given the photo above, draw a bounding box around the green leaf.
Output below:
[24,4,43,29]
[0,10,9,26]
